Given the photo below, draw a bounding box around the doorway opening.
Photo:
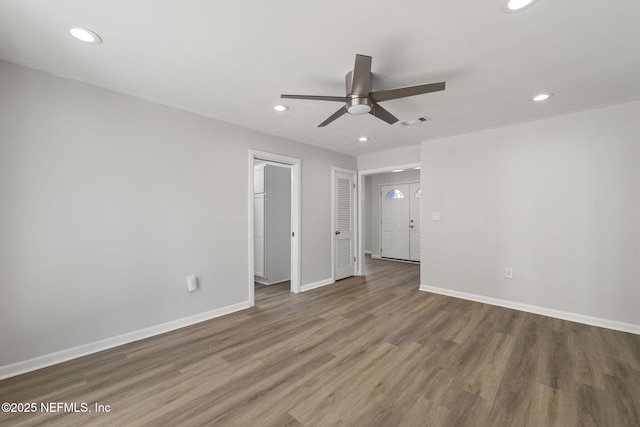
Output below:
[356,164,421,275]
[248,150,301,307]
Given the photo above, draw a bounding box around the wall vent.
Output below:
[401,116,430,126]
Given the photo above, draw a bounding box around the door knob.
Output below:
[335,231,341,235]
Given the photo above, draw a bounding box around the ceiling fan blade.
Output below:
[370,103,399,125]
[318,106,347,127]
[350,54,372,95]
[370,81,446,102]
[281,94,347,102]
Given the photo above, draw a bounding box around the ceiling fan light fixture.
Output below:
[346,97,372,115]
[69,26,102,44]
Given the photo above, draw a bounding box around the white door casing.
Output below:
[355,164,421,275]
[248,150,301,307]
[334,170,356,280]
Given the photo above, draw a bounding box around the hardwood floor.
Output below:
[255,280,291,306]
[1,256,639,426]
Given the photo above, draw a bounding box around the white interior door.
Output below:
[335,171,355,280]
[409,183,421,261]
[381,184,410,260]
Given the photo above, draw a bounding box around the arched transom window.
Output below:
[385,189,405,199]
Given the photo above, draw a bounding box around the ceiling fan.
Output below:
[281,54,446,127]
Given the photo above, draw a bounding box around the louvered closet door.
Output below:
[335,172,354,280]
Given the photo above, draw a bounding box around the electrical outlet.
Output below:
[505,268,513,279]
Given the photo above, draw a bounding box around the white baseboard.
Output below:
[255,278,290,286]
[381,257,419,264]
[364,250,373,255]
[301,278,334,292]
[419,284,640,335]
[0,301,251,380]
[371,254,382,259]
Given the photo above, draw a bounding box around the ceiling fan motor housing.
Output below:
[345,70,373,115]
[347,97,372,115]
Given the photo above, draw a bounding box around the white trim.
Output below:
[419,284,640,335]
[0,301,250,380]
[248,149,302,306]
[248,153,256,306]
[371,253,382,259]
[357,173,365,275]
[291,160,301,293]
[254,278,290,286]
[331,167,358,281]
[359,163,421,176]
[364,250,373,255]
[380,257,419,265]
[301,278,334,292]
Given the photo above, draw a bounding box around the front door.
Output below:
[380,182,420,261]
[409,182,421,261]
[381,184,410,260]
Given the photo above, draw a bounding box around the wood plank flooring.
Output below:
[1,256,639,426]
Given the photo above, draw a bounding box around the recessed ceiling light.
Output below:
[358,136,369,142]
[532,92,554,102]
[392,169,404,173]
[503,0,538,12]
[414,166,421,170]
[69,26,102,44]
[273,104,289,112]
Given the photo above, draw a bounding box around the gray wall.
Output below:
[358,145,420,171]
[0,61,356,366]
[421,100,640,327]
[367,170,421,257]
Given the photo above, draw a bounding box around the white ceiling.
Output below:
[1,0,639,156]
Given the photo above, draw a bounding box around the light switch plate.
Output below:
[432,211,442,221]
